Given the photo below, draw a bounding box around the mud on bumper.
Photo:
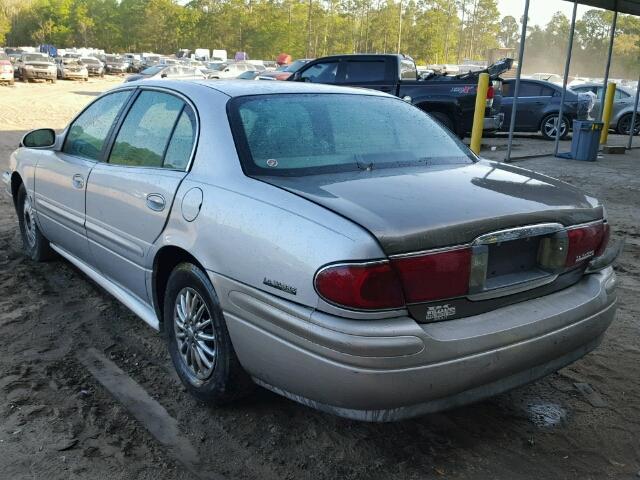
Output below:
[212,268,617,421]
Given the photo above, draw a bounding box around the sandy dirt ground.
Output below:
[0,78,639,480]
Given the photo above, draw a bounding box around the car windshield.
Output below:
[207,62,226,70]
[106,56,123,63]
[230,94,473,176]
[63,59,80,65]
[82,58,99,64]
[24,54,50,63]
[141,65,165,75]
[237,71,258,79]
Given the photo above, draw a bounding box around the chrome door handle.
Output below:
[146,193,165,212]
[72,174,84,189]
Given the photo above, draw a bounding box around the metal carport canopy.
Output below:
[567,0,640,15]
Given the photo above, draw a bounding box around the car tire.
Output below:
[616,113,640,136]
[163,262,254,405]
[540,113,569,140]
[429,111,455,133]
[16,184,54,262]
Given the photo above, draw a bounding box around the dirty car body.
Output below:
[3,80,618,422]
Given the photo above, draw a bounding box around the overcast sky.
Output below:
[496,0,600,27]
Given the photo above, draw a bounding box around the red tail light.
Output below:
[485,85,494,108]
[314,262,404,310]
[391,248,472,303]
[566,222,608,267]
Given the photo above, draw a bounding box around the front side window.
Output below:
[109,91,184,168]
[229,94,473,177]
[63,90,131,161]
[299,62,338,83]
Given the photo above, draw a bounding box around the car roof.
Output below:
[123,79,392,99]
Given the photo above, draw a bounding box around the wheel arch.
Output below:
[152,245,208,326]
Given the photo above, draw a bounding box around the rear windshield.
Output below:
[229,94,473,176]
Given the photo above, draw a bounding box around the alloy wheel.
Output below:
[173,287,216,381]
[543,116,567,138]
[22,195,37,248]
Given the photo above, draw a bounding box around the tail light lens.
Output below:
[566,222,609,267]
[314,262,404,310]
[314,221,609,311]
[390,248,472,303]
[485,85,494,108]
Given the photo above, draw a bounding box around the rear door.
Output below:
[501,81,552,130]
[34,90,132,264]
[85,88,198,301]
[337,57,395,94]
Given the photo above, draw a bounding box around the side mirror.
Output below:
[291,71,301,81]
[22,128,56,149]
[161,73,167,78]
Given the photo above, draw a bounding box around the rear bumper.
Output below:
[484,112,504,131]
[212,267,617,421]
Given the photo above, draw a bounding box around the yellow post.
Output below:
[470,72,489,155]
[600,82,616,145]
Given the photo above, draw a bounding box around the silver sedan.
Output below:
[3,80,620,421]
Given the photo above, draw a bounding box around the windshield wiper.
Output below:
[354,154,374,171]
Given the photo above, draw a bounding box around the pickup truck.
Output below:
[290,54,512,137]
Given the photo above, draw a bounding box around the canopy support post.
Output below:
[554,0,578,157]
[505,0,530,163]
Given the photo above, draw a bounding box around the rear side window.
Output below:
[63,90,131,161]
[342,60,387,83]
[400,60,417,80]
[164,109,197,170]
[502,82,544,97]
[109,91,184,168]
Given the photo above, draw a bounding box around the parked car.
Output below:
[288,54,510,137]
[571,83,640,135]
[236,70,262,80]
[207,62,255,79]
[15,53,57,83]
[3,80,619,421]
[81,56,105,77]
[500,79,594,139]
[124,64,206,82]
[104,55,130,74]
[0,51,14,85]
[57,57,89,81]
[258,59,312,80]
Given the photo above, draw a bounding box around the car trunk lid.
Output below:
[261,160,602,256]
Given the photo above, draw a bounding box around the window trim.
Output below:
[61,88,136,163]
[101,86,200,172]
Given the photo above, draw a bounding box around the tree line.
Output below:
[0,0,638,78]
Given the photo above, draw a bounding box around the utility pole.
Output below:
[306,0,312,58]
[397,0,403,54]
[456,0,467,64]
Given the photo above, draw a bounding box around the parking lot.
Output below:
[0,78,639,479]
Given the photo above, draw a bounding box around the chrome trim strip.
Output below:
[472,223,564,245]
[50,243,159,330]
[85,219,145,257]
[388,244,471,259]
[36,196,84,228]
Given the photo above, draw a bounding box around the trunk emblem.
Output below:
[425,304,456,321]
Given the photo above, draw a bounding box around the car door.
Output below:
[34,90,132,264]
[501,81,549,130]
[85,88,197,301]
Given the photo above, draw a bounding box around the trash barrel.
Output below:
[570,120,603,161]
